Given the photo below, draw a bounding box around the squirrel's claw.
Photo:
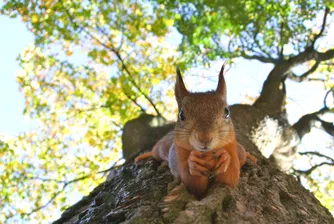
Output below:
[188,151,213,177]
[188,159,210,177]
[189,150,215,170]
[214,151,231,175]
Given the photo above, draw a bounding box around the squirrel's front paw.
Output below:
[213,149,231,176]
[188,151,214,177]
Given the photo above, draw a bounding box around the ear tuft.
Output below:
[176,67,182,78]
[175,68,189,107]
[216,63,227,99]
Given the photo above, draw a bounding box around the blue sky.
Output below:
[0,15,36,135]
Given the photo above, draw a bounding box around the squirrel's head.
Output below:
[174,64,234,152]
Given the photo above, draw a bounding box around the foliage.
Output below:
[1,0,333,222]
[1,0,179,222]
[158,0,334,67]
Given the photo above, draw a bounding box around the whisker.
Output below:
[174,129,191,132]
[174,132,191,135]
[176,134,188,137]
[217,130,237,134]
[174,132,190,136]
[174,132,190,135]
[175,128,192,132]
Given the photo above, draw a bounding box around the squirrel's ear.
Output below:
[216,64,227,99]
[175,68,189,107]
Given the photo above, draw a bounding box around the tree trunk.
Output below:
[53,107,333,224]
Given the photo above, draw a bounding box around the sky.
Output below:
[0,15,36,135]
[0,9,333,222]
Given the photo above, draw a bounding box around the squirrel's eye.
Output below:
[224,107,230,119]
[179,109,185,121]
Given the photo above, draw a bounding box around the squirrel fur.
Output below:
[135,64,256,198]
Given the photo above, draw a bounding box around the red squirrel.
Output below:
[135,64,256,198]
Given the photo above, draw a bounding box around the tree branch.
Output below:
[311,7,329,49]
[23,159,124,216]
[122,91,146,113]
[93,21,162,116]
[293,149,334,178]
[286,48,334,82]
[287,60,320,82]
[278,22,284,60]
[251,32,275,60]
[299,151,334,163]
[306,78,328,82]
[69,104,124,128]
[292,107,333,138]
[60,1,162,116]
[324,87,333,109]
[293,87,334,138]
[294,162,334,175]
[254,48,334,111]
[239,52,279,64]
[318,119,334,136]
[317,48,334,61]
[229,35,267,63]
[25,187,66,215]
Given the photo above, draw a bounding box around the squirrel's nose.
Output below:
[197,134,213,144]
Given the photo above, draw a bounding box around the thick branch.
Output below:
[254,48,334,111]
[292,107,333,138]
[318,119,334,136]
[287,60,320,82]
[317,49,334,62]
[293,87,334,138]
[287,48,334,72]
[286,48,334,83]
[252,6,333,105]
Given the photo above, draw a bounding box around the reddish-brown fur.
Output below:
[135,65,257,198]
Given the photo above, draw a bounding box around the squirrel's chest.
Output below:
[168,143,181,178]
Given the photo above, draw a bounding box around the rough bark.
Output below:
[53,153,333,224]
[53,107,333,224]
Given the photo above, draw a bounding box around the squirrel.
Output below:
[135,64,257,198]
